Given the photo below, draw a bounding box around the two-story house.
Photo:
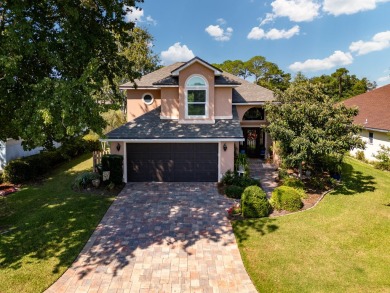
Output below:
[104,57,274,182]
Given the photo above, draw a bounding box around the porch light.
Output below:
[223,143,227,152]
[116,143,121,152]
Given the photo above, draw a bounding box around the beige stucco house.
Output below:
[104,57,274,182]
[344,84,390,161]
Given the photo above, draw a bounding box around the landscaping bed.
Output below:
[233,157,390,292]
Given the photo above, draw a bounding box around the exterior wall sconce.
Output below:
[223,143,227,152]
[116,143,121,152]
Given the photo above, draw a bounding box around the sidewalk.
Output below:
[248,159,278,197]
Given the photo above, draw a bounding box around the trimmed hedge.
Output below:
[3,138,100,184]
[241,185,271,218]
[225,185,244,199]
[270,186,303,212]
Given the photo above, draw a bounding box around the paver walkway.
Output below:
[248,159,278,197]
[46,182,257,293]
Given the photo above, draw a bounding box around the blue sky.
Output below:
[126,0,390,86]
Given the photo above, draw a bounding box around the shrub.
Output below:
[270,186,303,212]
[221,170,235,186]
[282,177,306,198]
[278,168,288,180]
[241,186,271,218]
[373,145,390,171]
[72,172,101,190]
[102,154,123,184]
[225,185,244,199]
[283,177,304,189]
[3,160,31,183]
[221,170,261,188]
[2,137,97,184]
[355,150,366,162]
[235,176,261,188]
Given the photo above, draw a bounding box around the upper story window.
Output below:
[185,75,208,117]
[243,107,265,120]
[142,93,154,105]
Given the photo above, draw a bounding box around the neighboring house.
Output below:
[344,84,390,161]
[104,57,274,182]
[0,139,49,172]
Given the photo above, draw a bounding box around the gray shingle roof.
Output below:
[106,106,243,140]
[119,58,274,103]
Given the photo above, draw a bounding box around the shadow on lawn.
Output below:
[233,218,278,244]
[0,155,113,275]
[332,162,376,195]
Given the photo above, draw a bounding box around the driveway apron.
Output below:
[45,182,257,293]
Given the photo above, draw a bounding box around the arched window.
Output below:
[185,75,208,117]
[243,107,264,120]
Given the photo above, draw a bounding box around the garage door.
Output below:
[127,143,218,182]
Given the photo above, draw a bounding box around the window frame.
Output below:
[369,132,374,145]
[185,75,208,118]
[142,93,154,105]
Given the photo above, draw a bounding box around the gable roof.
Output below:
[171,57,222,76]
[119,57,274,103]
[343,84,390,131]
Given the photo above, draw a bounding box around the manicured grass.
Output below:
[0,154,115,293]
[234,157,390,292]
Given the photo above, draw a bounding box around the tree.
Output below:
[214,56,291,90]
[310,68,376,102]
[0,1,142,149]
[266,81,364,177]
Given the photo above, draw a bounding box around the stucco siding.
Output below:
[215,88,232,118]
[351,129,390,161]
[220,142,235,179]
[127,89,161,121]
[161,88,179,119]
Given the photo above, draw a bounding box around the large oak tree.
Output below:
[0,1,143,149]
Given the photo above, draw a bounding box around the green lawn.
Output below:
[234,157,390,292]
[0,154,114,293]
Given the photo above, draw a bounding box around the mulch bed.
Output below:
[226,189,329,220]
[0,184,18,197]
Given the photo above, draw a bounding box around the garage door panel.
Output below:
[127,143,218,182]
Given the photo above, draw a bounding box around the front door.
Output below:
[242,128,264,158]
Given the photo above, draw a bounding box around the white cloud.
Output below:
[270,0,321,22]
[217,18,227,25]
[289,50,353,72]
[124,6,156,25]
[323,0,390,16]
[248,25,300,40]
[124,6,143,23]
[349,31,390,55]
[145,15,157,25]
[260,13,276,26]
[205,24,233,41]
[160,42,195,65]
[377,75,390,83]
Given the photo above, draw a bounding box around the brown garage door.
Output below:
[127,143,218,182]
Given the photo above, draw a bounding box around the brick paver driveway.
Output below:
[46,182,257,293]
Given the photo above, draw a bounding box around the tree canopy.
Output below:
[265,81,365,176]
[213,56,291,92]
[0,1,145,149]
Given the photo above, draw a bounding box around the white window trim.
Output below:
[185,74,209,119]
[142,93,154,105]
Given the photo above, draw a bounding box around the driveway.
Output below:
[46,182,257,293]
